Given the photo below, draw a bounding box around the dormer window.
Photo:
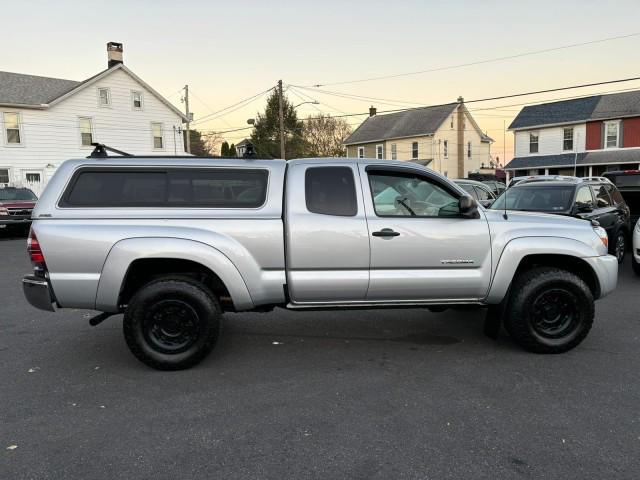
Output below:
[98,88,111,107]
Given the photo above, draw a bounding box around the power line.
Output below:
[190,87,274,126]
[293,75,640,121]
[302,32,640,87]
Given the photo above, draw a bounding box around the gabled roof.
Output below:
[235,138,251,147]
[509,90,640,130]
[344,103,458,145]
[0,64,188,121]
[0,71,80,106]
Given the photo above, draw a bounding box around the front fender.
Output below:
[485,236,600,304]
[95,237,254,312]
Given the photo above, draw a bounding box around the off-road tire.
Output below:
[123,277,221,370]
[504,267,594,354]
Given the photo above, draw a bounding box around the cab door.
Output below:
[360,164,492,302]
[285,162,370,303]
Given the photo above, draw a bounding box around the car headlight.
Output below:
[593,226,608,249]
[635,220,640,233]
[0,207,8,216]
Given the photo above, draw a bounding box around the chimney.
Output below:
[107,42,123,68]
[369,105,377,117]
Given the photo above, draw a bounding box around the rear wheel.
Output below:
[504,267,594,354]
[611,230,626,264]
[123,278,221,370]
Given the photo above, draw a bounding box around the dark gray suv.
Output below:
[491,178,631,263]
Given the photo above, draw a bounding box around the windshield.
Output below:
[0,188,37,201]
[490,185,575,212]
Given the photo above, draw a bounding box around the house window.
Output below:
[3,112,22,144]
[450,116,454,128]
[98,88,111,107]
[391,144,397,160]
[132,91,143,109]
[529,132,539,153]
[605,121,619,148]
[467,141,472,158]
[0,168,9,184]
[79,117,93,146]
[443,140,448,158]
[152,122,164,149]
[563,128,574,151]
[412,141,418,160]
[376,144,383,160]
[357,146,364,158]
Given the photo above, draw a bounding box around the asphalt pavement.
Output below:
[1,230,639,479]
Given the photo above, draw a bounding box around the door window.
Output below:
[368,171,459,217]
[575,186,594,209]
[605,185,624,205]
[458,183,477,199]
[473,186,491,201]
[593,185,612,208]
[305,166,357,216]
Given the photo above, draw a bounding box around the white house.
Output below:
[344,99,493,179]
[0,42,188,194]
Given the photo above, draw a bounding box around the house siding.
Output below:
[622,117,640,148]
[0,68,185,193]
[586,121,602,150]
[514,124,586,157]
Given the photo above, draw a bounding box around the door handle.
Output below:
[372,228,400,237]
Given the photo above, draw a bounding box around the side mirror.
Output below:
[459,195,480,219]
[575,204,594,214]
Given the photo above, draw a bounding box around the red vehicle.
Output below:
[0,187,38,230]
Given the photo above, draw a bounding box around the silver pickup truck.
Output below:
[22,157,618,369]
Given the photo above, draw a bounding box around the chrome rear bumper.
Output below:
[22,275,56,312]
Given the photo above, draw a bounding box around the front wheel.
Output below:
[504,267,594,354]
[123,278,221,370]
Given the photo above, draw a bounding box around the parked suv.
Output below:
[491,177,631,263]
[0,187,38,231]
[23,156,618,369]
[633,219,640,276]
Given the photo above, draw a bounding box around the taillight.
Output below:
[27,229,47,272]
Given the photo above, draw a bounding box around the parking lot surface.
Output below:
[1,231,639,479]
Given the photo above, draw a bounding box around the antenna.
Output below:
[503,173,509,220]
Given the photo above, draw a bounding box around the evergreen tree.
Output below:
[229,143,237,157]
[250,90,305,159]
[221,141,230,156]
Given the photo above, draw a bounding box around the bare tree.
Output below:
[302,114,352,157]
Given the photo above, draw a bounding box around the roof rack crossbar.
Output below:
[87,143,134,159]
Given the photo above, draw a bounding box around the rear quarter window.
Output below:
[60,168,268,208]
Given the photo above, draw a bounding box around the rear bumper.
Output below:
[0,216,32,225]
[22,275,56,312]
[584,255,618,299]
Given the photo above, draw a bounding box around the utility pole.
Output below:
[183,84,191,154]
[278,80,285,160]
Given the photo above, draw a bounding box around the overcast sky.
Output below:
[3,0,640,161]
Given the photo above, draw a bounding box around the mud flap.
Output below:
[484,284,511,340]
